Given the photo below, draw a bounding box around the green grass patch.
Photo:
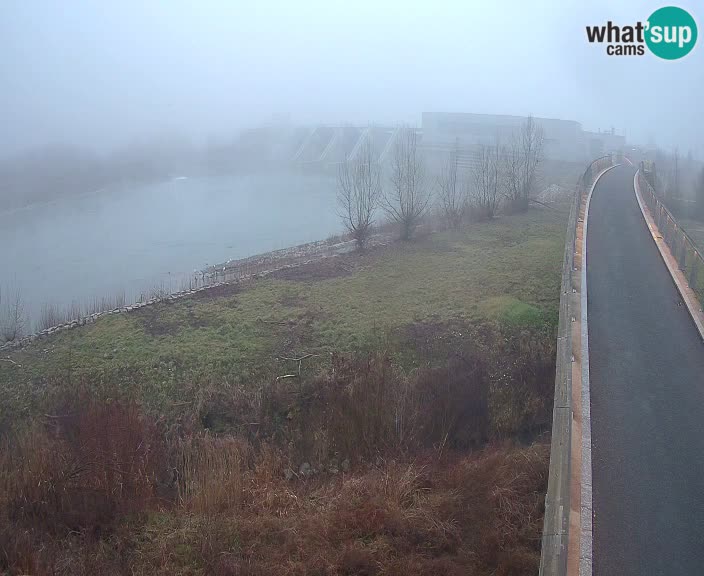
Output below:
[481,295,544,329]
[0,205,569,425]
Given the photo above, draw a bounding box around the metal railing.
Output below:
[637,170,704,305]
[539,153,617,576]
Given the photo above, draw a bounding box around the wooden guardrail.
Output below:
[539,154,616,576]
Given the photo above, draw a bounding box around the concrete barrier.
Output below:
[539,155,617,576]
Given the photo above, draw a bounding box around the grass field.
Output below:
[0,205,567,426]
[0,204,569,576]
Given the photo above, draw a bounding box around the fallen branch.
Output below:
[529,198,558,210]
[277,353,317,362]
[276,374,299,381]
[0,358,21,367]
[277,353,319,376]
[259,318,290,326]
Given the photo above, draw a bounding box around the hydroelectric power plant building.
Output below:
[231,112,626,173]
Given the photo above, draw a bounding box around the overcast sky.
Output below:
[1,0,701,157]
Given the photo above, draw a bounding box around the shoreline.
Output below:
[202,227,393,282]
[0,228,394,353]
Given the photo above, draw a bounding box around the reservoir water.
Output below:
[0,171,339,328]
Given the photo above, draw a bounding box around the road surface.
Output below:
[587,164,704,575]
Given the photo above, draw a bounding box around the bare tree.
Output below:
[471,142,501,220]
[501,139,522,210]
[518,115,544,209]
[337,139,382,250]
[382,127,431,240]
[1,288,25,342]
[655,148,682,203]
[437,142,466,228]
[666,147,680,201]
[503,116,544,212]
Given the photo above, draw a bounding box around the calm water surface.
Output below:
[0,172,339,327]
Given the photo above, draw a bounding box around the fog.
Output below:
[1,0,703,329]
[1,0,702,158]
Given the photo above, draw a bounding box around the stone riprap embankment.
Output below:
[0,230,393,353]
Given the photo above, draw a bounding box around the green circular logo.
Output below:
[645,6,698,59]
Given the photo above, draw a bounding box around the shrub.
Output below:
[414,354,490,450]
[489,330,555,439]
[0,399,168,539]
[0,329,555,575]
[260,349,492,467]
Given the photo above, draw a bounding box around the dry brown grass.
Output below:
[0,337,553,576]
[130,442,548,576]
[176,434,252,514]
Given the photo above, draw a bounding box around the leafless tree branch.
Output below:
[437,141,466,228]
[502,115,544,212]
[0,287,25,343]
[381,126,431,240]
[337,138,381,250]
[471,142,501,220]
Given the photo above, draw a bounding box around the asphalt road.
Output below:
[587,164,704,576]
